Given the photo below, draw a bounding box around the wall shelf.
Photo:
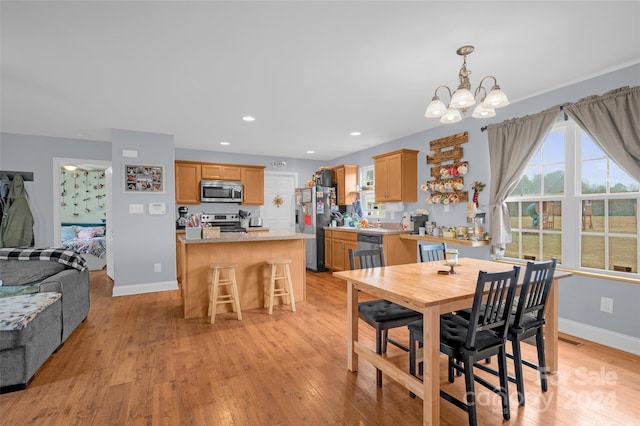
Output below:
[399,233,489,247]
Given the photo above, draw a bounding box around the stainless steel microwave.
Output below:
[200,180,243,203]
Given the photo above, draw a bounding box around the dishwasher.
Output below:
[357,233,384,267]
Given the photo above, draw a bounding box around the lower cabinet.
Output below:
[324,231,417,271]
[176,232,183,290]
[324,230,332,269]
[326,230,358,271]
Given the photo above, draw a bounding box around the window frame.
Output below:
[504,120,639,279]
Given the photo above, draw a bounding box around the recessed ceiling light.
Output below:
[306,150,315,154]
[350,131,361,136]
[220,141,230,146]
[242,115,255,122]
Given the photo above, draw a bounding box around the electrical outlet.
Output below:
[600,297,613,314]
[154,263,161,273]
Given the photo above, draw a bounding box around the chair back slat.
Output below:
[349,247,385,270]
[513,258,557,327]
[418,243,447,263]
[465,266,520,349]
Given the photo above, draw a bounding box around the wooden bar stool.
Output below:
[209,263,242,324]
[265,258,296,315]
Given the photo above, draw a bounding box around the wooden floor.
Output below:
[1,270,638,425]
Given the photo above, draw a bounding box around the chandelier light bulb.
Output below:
[439,107,462,123]
[425,96,447,118]
[450,88,476,109]
[472,103,496,118]
[482,85,510,108]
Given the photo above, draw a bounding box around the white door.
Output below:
[263,172,296,231]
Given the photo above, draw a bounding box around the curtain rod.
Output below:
[480,105,566,132]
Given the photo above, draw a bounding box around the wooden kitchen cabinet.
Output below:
[332,164,358,205]
[372,149,418,202]
[325,230,416,270]
[327,230,358,271]
[175,161,201,205]
[176,232,184,291]
[240,166,265,205]
[324,229,332,269]
[201,164,242,181]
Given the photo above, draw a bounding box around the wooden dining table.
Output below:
[333,257,571,426]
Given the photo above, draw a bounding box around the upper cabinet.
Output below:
[333,164,358,205]
[175,161,202,205]
[201,164,242,181]
[240,166,265,205]
[174,160,264,205]
[372,149,418,202]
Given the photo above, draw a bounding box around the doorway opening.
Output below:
[53,157,112,272]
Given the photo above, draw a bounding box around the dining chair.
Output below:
[472,258,557,405]
[407,266,520,426]
[418,242,447,262]
[349,247,423,388]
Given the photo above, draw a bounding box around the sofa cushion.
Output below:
[0,260,66,286]
[0,292,62,337]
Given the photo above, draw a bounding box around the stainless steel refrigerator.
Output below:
[295,186,336,272]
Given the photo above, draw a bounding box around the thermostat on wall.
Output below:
[148,203,166,215]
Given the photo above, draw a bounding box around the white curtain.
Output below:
[563,86,640,182]
[486,106,561,258]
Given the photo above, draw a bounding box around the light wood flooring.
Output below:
[1,270,638,425]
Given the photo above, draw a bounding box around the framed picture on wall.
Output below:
[124,164,164,193]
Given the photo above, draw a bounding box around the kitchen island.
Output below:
[178,231,314,319]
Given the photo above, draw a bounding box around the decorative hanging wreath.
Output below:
[273,194,284,208]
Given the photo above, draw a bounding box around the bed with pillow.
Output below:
[60,222,107,271]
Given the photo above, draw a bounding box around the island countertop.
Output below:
[178,231,315,244]
[178,231,312,318]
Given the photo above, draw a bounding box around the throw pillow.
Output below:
[77,229,97,239]
[61,226,77,241]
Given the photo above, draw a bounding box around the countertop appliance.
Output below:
[201,180,243,203]
[409,214,429,234]
[295,186,339,272]
[357,233,384,267]
[249,217,263,227]
[200,213,246,233]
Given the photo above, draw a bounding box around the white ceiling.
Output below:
[2,1,639,161]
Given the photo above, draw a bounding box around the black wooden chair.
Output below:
[418,242,447,262]
[408,266,520,426]
[472,258,557,405]
[349,247,422,388]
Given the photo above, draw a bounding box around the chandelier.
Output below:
[425,45,509,124]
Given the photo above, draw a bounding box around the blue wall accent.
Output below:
[110,129,177,293]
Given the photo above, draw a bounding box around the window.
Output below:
[360,165,386,217]
[505,120,639,277]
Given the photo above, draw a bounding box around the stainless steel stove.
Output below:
[200,213,246,233]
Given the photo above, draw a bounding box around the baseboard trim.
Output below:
[559,317,640,355]
[112,280,179,297]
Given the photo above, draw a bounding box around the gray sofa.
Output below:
[0,254,90,391]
